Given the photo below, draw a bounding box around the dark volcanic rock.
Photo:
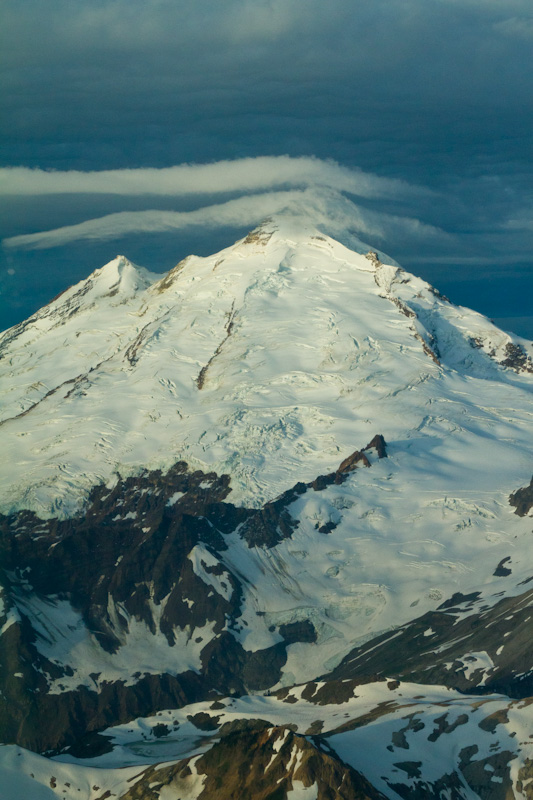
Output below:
[239,483,304,548]
[510,476,533,517]
[295,676,375,706]
[241,435,387,548]
[323,584,533,699]
[200,632,289,693]
[493,557,512,577]
[0,439,388,753]
[0,453,332,751]
[0,461,251,751]
[337,450,371,473]
[0,651,206,755]
[279,619,317,644]
[186,712,220,732]
[0,462,249,652]
[365,433,388,459]
[500,342,533,374]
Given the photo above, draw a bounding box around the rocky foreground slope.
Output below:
[1,214,532,798]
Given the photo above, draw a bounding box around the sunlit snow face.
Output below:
[2,201,533,800]
[1,219,532,683]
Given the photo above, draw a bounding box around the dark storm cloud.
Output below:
[1,0,532,336]
[2,0,532,169]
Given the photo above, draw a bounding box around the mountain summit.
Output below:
[1,215,531,518]
[1,215,533,799]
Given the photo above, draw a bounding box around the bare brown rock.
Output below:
[118,724,385,799]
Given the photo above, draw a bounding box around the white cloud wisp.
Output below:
[3,187,447,252]
[0,157,427,200]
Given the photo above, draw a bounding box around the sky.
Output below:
[1,0,532,337]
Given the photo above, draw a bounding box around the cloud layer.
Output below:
[4,185,446,251]
[3,0,532,174]
[0,157,424,199]
[1,0,532,337]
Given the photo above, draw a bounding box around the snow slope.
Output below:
[1,215,531,518]
[4,679,533,800]
[2,211,533,799]
[1,214,533,687]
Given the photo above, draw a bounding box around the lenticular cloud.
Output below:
[4,185,445,252]
[0,156,424,199]
[2,156,438,252]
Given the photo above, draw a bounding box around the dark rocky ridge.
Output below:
[0,437,387,753]
[322,582,533,699]
[470,336,533,375]
[241,434,387,548]
[103,684,530,800]
[0,462,246,654]
[3,429,531,769]
[510,476,533,517]
[118,722,385,800]
[500,341,533,374]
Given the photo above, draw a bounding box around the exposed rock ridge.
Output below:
[469,334,533,375]
[500,341,533,374]
[0,438,387,752]
[510,476,533,517]
[0,279,96,360]
[0,352,118,426]
[323,581,533,698]
[373,262,442,365]
[240,434,387,548]
[119,722,385,800]
[196,301,236,389]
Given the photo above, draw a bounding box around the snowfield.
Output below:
[1,212,533,800]
[1,216,531,518]
[1,216,532,670]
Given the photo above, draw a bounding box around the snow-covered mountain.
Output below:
[1,213,532,799]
